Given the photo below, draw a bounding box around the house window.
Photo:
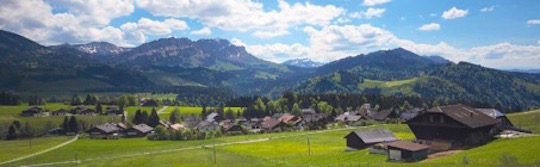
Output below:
[440,115,445,123]
[429,115,434,123]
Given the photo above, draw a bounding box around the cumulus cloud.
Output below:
[129,18,189,35]
[190,27,212,36]
[349,8,386,19]
[243,24,540,69]
[0,0,137,46]
[527,20,540,25]
[136,0,344,38]
[442,7,468,19]
[480,6,495,12]
[418,23,440,31]
[362,0,391,6]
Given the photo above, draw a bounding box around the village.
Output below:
[14,99,534,163]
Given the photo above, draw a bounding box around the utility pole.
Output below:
[213,137,217,166]
[307,137,311,156]
[75,153,78,167]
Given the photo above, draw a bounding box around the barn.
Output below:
[386,141,429,162]
[407,104,499,146]
[126,124,154,137]
[344,129,399,150]
[87,123,120,139]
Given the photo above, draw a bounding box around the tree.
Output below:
[6,125,17,140]
[62,116,69,132]
[291,103,301,116]
[225,107,235,120]
[96,103,103,115]
[148,108,160,127]
[169,108,181,124]
[253,97,266,112]
[118,96,129,107]
[317,101,333,116]
[20,122,33,138]
[133,110,142,124]
[141,111,149,125]
[69,116,78,133]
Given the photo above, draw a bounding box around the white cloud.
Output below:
[246,42,310,63]
[537,40,540,45]
[480,6,495,12]
[130,18,189,35]
[0,0,138,46]
[418,23,440,31]
[350,8,386,19]
[230,38,246,47]
[442,7,468,19]
[335,17,351,24]
[191,27,212,36]
[362,0,391,6]
[136,0,344,39]
[429,13,437,17]
[527,20,540,25]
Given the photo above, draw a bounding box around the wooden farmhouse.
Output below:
[87,123,120,139]
[386,141,429,162]
[126,124,154,137]
[344,129,399,150]
[407,104,499,147]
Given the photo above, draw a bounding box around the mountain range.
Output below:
[0,29,538,109]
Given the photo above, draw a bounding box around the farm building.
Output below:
[221,124,244,135]
[344,129,399,150]
[261,117,289,132]
[126,124,154,137]
[277,113,302,125]
[243,119,263,133]
[21,106,48,117]
[407,104,499,146]
[51,108,68,116]
[196,121,218,132]
[476,108,514,129]
[386,141,429,162]
[87,123,120,138]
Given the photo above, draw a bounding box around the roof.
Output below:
[94,123,120,133]
[206,112,219,122]
[170,123,185,130]
[262,118,284,129]
[132,124,153,133]
[117,123,128,129]
[400,112,418,120]
[301,108,316,114]
[345,129,399,144]
[426,104,498,128]
[475,108,505,118]
[373,110,394,121]
[386,141,429,152]
[279,113,301,124]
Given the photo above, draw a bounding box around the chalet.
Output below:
[400,112,419,120]
[51,108,68,116]
[261,117,288,132]
[221,124,244,135]
[126,124,154,137]
[278,113,302,125]
[407,104,499,146]
[196,121,218,132]
[344,129,399,150]
[183,115,201,128]
[87,123,120,138]
[335,111,364,124]
[386,141,429,162]
[302,113,325,124]
[243,119,263,133]
[170,123,185,130]
[373,109,399,121]
[116,122,128,133]
[476,108,514,129]
[206,112,222,123]
[21,106,48,117]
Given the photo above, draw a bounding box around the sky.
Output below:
[0,0,539,69]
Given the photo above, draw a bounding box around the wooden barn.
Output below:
[386,141,429,162]
[476,108,514,129]
[87,123,120,139]
[407,104,499,146]
[344,129,399,150]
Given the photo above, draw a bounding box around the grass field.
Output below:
[507,109,540,133]
[0,137,70,162]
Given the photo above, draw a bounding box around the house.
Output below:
[373,109,399,121]
[169,123,185,130]
[261,117,288,132]
[344,129,399,150]
[400,112,418,120]
[278,113,302,125]
[335,111,364,124]
[159,120,171,128]
[87,123,120,138]
[51,108,69,116]
[407,104,499,146]
[116,122,128,133]
[206,112,222,123]
[105,107,122,115]
[183,115,200,128]
[386,141,429,162]
[196,121,218,132]
[126,124,154,137]
[243,119,263,133]
[221,124,244,135]
[21,106,47,117]
[476,108,514,129]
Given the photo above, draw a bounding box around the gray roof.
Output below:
[95,123,120,133]
[427,104,498,128]
[475,108,505,118]
[206,112,219,122]
[346,129,399,144]
[132,124,153,133]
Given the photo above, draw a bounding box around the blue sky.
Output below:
[1,0,539,69]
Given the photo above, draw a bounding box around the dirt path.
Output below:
[156,106,168,114]
[0,135,79,166]
[19,127,355,167]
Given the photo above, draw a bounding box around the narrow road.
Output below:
[19,127,355,167]
[156,106,168,114]
[0,135,79,166]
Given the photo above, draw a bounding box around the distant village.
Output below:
[13,95,534,162]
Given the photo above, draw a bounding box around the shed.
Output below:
[386,141,429,162]
[344,129,399,150]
